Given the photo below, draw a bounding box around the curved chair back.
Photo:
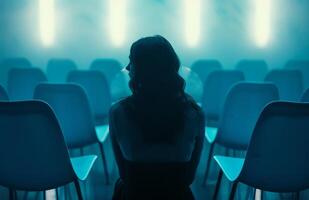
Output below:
[7,68,47,100]
[191,60,222,84]
[202,70,245,126]
[90,59,122,85]
[34,84,97,148]
[285,60,309,89]
[301,88,309,102]
[216,83,279,149]
[0,85,9,101]
[240,102,309,192]
[0,101,75,191]
[265,70,303,101]
[0,58,31,88]
[236,60,268,81]
[46,59,77,83]
[67,70,111,125]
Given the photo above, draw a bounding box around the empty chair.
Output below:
[191,60,222,84]
[90,59,122,86]
[47,59,77,82]
[0,85,9,101]
[7,68,47,100]
[67,70,112,125]
[285,60,309,89]
[213,102,309,199]
[34,83,110,184]
[0,101,97,200]
[202,82,279,186]
[0,57,31,88]
[265,70,303,101]
[236,60,268,81]
[202,70,245,127]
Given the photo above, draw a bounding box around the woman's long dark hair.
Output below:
[127,35,187,143]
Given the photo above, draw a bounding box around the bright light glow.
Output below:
[39,0,55,47]
[108,0,126,47]
[184,0,201,48]
[252,0,271,48]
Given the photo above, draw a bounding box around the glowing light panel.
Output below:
[39,0,55,47]
[108,0,126,47]
[253,0,271,48]
[184,0,201,48]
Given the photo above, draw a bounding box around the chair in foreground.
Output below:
[7,68,47,100]
[67,70,112,126]
[0,85,9,101]
[213,102,309,200]
[46,59,77,83]
[202,83,279,186]
[0,101,97,200]
[34,83,110,184]
[236,60,268,81]
[265,70,303,101]
[202,70,245,127]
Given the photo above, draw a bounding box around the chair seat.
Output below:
[96,125,109,143]
[205,127,218,143]
[213,155,244,182]
[71,155,97,181]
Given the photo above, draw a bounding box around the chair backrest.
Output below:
[216,83,279,149]
[0,101,75,191]
[285,60,309,89]
[7,68,47,100]
[202,70,245,126]
[191,60,222,84]
[46,59,77,83]
[264,70,303,101]
[90,58,122,85]
[34,84,97,148]
[301,88,309,102]
[0,85,9,101]
[67,70,111,125]
[0,58,31,88]
[240,102,309,192]
[236,60,268,81]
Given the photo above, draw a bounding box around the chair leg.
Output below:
[202,143,215,186]
[295,191,300,200]
[43,191,46,200]
[22,191,28,200]
[98,143,110,184]
[80,148,84,156]
[9,188,17,200]
[212,169,223,200]
[229,182,239,200]
[74,180,83,200]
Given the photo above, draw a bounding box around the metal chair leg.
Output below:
[98,143,110,184]
[202,143,215,186]
[43,191,46,200]
[212,169,223,200]
[229,182,239,200]
[9,188,17,200]
[74,180,83,200]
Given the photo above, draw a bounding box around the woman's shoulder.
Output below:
[109,96,134,117]
[184,94,204,121]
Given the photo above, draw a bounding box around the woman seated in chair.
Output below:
[109,35,205,200]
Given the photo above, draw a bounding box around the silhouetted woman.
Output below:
[109,35,205,200]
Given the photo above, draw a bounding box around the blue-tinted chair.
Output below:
[202,83,279,186]
[0,101,97,200]
[265,70,303,101]
[213,101,309,199]
[67,70,112,125]
[0,85,9,101]
[191,60,222,84]
[90,59,122,86]
[236,60,268,81]
[34,83,110,184]
[285,60,309,89]
[202,70,245,127]
[46,59,77,83]
[0,58,31,88]
[301,88,309,102]
[7,68,47,100]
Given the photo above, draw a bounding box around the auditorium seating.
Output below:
[285,60,309,89]
[236,60,268,81]
[0,85,9,101]
[191,60,222,84]
[46,59,77,83]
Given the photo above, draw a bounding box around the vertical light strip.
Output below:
[184,0,201,48]
[253,0,271,48]
[39,0,55,47]
[109,0,126,47]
